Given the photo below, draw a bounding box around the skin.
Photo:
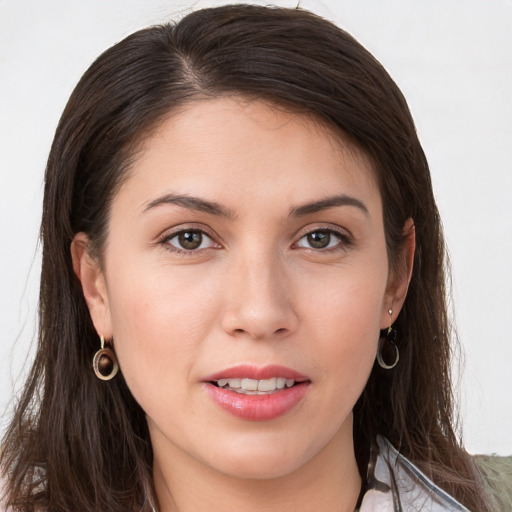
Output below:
[72,97,414,512]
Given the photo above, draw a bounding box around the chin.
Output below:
[217,453,306,481]
[207,434,323,481]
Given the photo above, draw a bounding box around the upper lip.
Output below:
[203,364,309,382]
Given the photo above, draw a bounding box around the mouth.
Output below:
[203,365,310,421]
[211,377,299,395]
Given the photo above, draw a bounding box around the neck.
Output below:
[151,420,361,512]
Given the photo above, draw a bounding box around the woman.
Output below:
[0,4,492,511]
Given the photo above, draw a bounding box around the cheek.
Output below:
[299,262,386,388]
[104,261,222,406]
[108,258,221,336]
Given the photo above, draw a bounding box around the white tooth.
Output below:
[228,378,242,389]
[285,379,295,388]
[258,378,277,391]
[241,378,258,391]
[217,379,228,387]
[276,377,286,389]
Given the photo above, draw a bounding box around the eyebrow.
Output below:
[143,193,236,219]
[142,192,368,219]
[290,194,369,217]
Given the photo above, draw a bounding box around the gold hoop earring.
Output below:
[377,308,399,370]
[93,335,119,380]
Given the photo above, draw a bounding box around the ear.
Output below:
[71,233,113,338]
[381,218,415,328]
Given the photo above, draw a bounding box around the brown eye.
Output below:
[165,229,217,252]
[296,229,348,251]
[178,231,203,250]
[306,231,331,249]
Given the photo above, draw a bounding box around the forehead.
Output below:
[117,96,380,215]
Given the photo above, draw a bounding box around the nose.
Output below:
[220,251,298,341]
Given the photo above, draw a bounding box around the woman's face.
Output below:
[79,97,405,480]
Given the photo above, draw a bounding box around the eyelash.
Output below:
[158,225,352,255]
[294,226,353,253]
[159,226,220,256]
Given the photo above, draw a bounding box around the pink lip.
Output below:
[203,364,309,382]
[203,365,310,421]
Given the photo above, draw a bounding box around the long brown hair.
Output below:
[1,5,490,511]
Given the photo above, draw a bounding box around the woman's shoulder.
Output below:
[474,453,512,511]
[358,436,469,512]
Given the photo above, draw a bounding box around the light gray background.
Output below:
[1,0,511,455]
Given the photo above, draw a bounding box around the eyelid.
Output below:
[157,222,216,241]
[293,223,352,239]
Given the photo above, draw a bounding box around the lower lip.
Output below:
[204,382,309,421]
